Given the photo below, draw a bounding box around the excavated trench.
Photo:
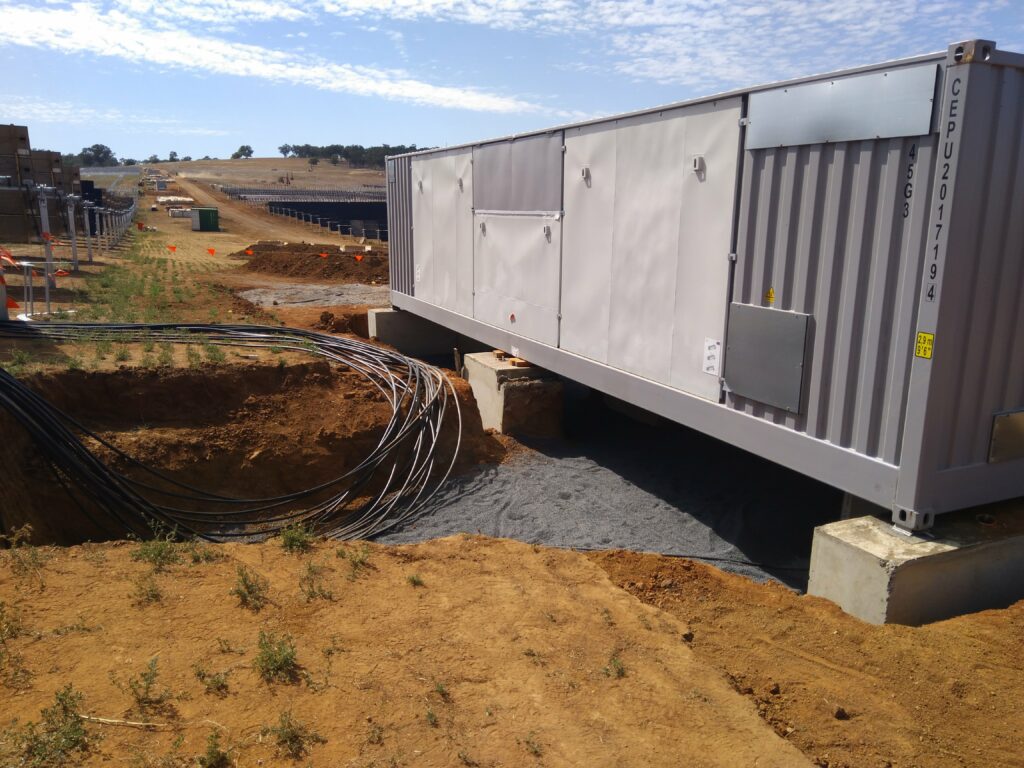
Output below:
[0,361,501,544]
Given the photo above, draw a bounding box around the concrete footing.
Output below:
[368,307,487,360]
[463,351,563,438]
[808,503,1024,625]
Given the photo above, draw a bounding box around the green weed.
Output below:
[254,631,299,684]
[263,711,324,759]
[230,565,269,612]
[280,522,315,554]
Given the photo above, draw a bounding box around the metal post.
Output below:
[67,196,79,270]
[37,189,54,315]
[96,209,104,257]
[26,265,34,317]
[83,204,94,264]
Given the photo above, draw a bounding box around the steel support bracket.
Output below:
[892,507,935,532]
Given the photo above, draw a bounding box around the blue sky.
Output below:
[1,0,1021,160]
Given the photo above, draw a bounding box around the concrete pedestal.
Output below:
[368,307,487,360]
[463,352,563,438]
[808,504,1024,625]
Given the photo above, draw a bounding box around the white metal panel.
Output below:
[410,156,434,302]
[669,100,743,400]
[746,63,939,149]
[473,213,561,346]
[453,151,474,316]
[560,125,617,363]
[606,111,687,384]
[412,150,474,314]
[429,153,457,309]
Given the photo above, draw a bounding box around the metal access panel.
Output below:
[746,63,939,149]
[473,213,561,346]
[560,98,742,401]
[410,149,474,315]
[724,303,810,413]
[473,133,563,212]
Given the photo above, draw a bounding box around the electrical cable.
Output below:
[0,322,461,542]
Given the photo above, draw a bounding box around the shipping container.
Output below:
[190,207,219,231]
[386,39,1024,531]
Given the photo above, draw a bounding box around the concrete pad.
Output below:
[463,351,563,438]
[808,502,1024,625]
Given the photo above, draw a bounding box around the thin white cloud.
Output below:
[0,1,541,113]
[0,94,232,135]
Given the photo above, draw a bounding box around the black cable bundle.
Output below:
[0,322,461,541]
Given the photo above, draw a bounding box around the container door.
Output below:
[560,98,742,402]
[473,213,561,346]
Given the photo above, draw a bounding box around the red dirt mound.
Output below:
[233,241,389,283]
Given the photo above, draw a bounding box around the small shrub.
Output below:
[604,654,626,679]
[186,345,202,368]
[407,573,424,588]
[197,730,230,768]
[523,732,543,757]
[193,664,229,696]
[263,710,324,759]
[130,527,181,572]
[367,723,383,745]
[1,524,48,584]
[279,523,315,554]
[131,574,162,605]
[185,539,222,565]
[216,638,244,655]
[127,658,170,711]
[338,543,371,580]
[298,562,333,602]
[114,345,131,363]
[204,344,226,363]
[254,631,299,684]
[230,565,268,612]
[425,709,438,728]
[16,684,89,766]
[434,681,450,702]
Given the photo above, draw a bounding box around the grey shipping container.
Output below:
[386,39,1024,531]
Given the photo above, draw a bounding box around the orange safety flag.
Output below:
[0,255,16,267]
[354,254,364,263]
[137,222,144,230]
[32,270,40,278]
[319,252,328,259]
[41,232,52,242]
[6,297,18,309]
[245,249,254,256]
[207,248,216,255]
[55,269,70,277]
[167,245,177,252]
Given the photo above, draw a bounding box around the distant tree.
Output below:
[168,150,179,162]
[79,144,117,167]
[145,154,160,164]
[330,155,340,165]
[61,153,79,165]
[278,144,293,157]
[121,158,138,166]
[308,157,319,167]
[201,155,212,160]
[181,156,192,162]
[231,144,254,159]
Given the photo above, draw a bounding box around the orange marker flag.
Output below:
[245,249,254,256]
[55,269,70,277]
[354,254,364,263]
[6,296,19,309]
[319,252,328,259]
[207,248,216,255]
[41,232,52,242]
[167,245,177,252]
[0,254,16,267]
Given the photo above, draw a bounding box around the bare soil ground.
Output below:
[233,241,389,284]
[2,166,1023,768]
[0,537,811,768]
[592,551,1024,768]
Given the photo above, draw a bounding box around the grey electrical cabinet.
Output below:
[386,39,1024,531]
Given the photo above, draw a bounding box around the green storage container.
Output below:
[199,207,219,232]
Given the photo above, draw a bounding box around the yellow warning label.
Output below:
[915,332,934,359]
[765,287,776,305]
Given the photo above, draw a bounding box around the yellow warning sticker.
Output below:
[915,332,934,359]
[765,287,776,305]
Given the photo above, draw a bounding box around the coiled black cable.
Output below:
[0,322,461,541]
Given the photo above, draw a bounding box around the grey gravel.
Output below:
[376,390,841,590]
